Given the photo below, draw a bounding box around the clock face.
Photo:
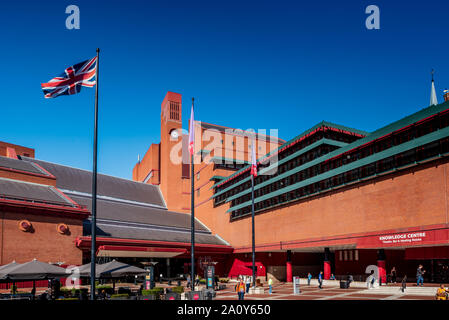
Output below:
[170,129,179,139]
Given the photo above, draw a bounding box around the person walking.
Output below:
[195,274,200,287]
[346,274,353,288]
[307,273,312,286]
[268,278,273,294]
[401,275,407,293]
[318,271,323,289]
[390,267,397,283]
[187,274,191,289]
[236,278,246,300]
[245,276,251,293]
[416,265,425,287]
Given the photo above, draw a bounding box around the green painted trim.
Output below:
[209,175,226,181]
[197,149,211,155]
[210,156,250,164]
[213,122,369,189]
[215,101,449,191]
[210,138,348,195]
[230,151,449,219]
[226,125,449,212]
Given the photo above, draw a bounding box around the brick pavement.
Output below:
[214,282,438,300]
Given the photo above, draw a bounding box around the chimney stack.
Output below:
[444,89,449,102]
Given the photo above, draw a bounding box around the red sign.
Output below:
[193,294,199,300]
[357,228,449,248]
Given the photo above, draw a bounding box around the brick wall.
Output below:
[0,211,83,266]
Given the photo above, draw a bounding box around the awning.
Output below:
[97,245,187,258]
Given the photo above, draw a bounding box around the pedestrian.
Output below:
[307,273,312,286]
[215,275,219,290]
[416,264,425,287]
[390,267,397,283]
[195,274,200,287]
[245,276,251,293]
[401,275,407,293]
[236,278,246,300]
[346,274,353,288]
[369,270,376,288]
[268,277,273,294]
[318,271,323,289]
[330,273,336,280]
[187,274,191,288]
[435,284,448,300]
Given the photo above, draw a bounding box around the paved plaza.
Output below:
[214,282,438,301]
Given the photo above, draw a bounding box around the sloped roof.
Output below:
[70,195,208,232]
[0,156,49,176]
[22,157,165,208]
[0,177,74,207]
[84,220,227,246]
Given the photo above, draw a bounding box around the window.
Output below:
[354,250,359,261]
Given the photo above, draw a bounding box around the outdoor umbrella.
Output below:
[0,261,21,280]
[66,263,100,277]
[2,259,67,280]
[97,260,147,278]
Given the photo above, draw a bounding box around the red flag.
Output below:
[251,139,257,177]
[188,102,195,156]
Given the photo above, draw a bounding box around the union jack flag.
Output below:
[41,56,97,98]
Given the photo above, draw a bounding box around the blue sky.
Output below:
[1,0,448,179]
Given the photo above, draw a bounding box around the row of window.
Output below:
[339,250,359,261]
[230,136,449,219]
[215,129,364,194]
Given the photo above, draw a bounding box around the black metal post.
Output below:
[251,174,256,288]
[90,48,100,300]
[191,97,195,292]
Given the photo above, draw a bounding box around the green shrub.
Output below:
[110,293,129,299]
[57,297,79,301]
[10,285,17,294]
[142,287,164,299]
[219,278,229,283]
[199,279,206,284]
[170,286,184,294]
[95,284,113,290]
[96,285,114,294]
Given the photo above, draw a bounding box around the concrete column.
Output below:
[286,250,292,283]
[377,249,387,284]
[324,248,331,280]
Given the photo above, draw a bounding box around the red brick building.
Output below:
[134,91,449,284]
[3,90,449,285]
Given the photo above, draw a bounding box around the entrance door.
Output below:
[434,260,449,283]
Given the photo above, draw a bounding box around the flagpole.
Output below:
[251,169,256,289]
[90,48,100,300]
[191,97,195,292]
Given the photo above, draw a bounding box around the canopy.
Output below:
[0,261,21,280]
[1,259,67,280]
[66,263,98,277]
[97,260,147,278]
[68,260,146,278]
